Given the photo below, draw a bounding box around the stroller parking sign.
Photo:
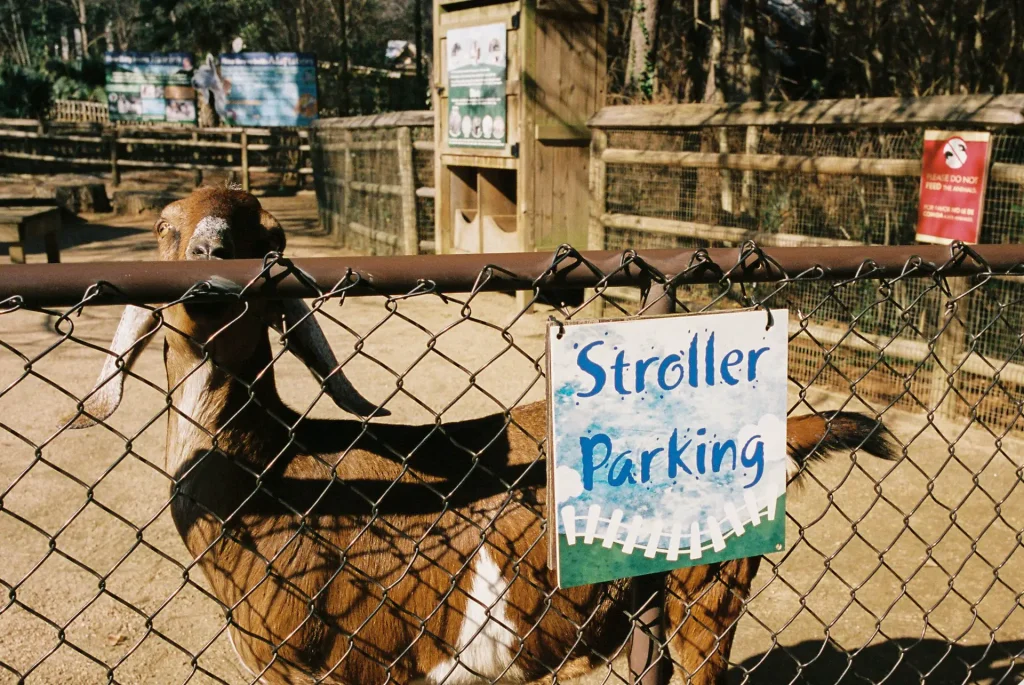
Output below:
[547,310,790,588]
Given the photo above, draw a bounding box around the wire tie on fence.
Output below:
[260,251,323,297]
[182,276,243,301]
[0,295,24,314]
[548,316,566,340]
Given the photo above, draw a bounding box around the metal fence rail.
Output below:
[0,243,1022,684]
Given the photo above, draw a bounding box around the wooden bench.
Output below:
[0,204,62,264]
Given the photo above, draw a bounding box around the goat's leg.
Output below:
[664,558,761,684]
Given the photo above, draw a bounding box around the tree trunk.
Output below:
[296,0,308,52]
[625,0,660,97]
[336,0,350,114]
[76,0,89,58]
[414,0,423,84]
[703,0,722,103]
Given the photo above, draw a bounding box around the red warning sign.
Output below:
[916,130,991,245]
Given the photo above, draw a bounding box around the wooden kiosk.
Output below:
[432,0,607,258]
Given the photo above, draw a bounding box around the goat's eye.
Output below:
[156,221,173,235]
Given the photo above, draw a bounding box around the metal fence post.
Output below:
[627,283,674,685]
[241,130,250,192]
[928,276,969,422]
[397,126,419,256]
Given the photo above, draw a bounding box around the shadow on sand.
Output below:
[730,638,1024,684]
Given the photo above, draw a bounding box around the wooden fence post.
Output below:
[333,130,353,247]
[584,128,609,319]
[396,126,419,255]
[741,125,759,215]
[109,130,120,187]
[240,130,250,192]
[192,130,203,187]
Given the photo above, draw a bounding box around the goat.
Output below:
[67,187,897,684]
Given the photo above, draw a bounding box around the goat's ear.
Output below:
[62,306,161,429]
[259,209,286,254]
[271,299,389,418]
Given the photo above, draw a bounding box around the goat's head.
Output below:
[67,186,386,430]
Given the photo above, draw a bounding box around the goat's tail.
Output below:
[786,411,899,483]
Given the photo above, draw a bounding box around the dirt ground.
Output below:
[0,176,1022,684]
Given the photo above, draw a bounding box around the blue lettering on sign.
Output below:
[580,428,766,490]
[574,332,771,399]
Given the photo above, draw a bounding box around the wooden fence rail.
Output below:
[0,121,312,191]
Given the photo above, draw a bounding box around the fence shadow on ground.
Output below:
[732,638,1024,684]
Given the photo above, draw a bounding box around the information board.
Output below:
[104,53,196,124]
[547,310,789,588]
[916,130,991,245]
[446,23,507,149]
[217,53,318,127]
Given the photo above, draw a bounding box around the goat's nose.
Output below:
[190,241,230,260]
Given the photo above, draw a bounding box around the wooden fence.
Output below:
[588,94,1024,251]
[0,119,311,191]
[310,111,435,255]
[49,99,109,124]
[587,94,1024,433]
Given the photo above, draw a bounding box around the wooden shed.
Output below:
[432,0,607,257]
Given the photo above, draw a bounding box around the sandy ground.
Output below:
[0,180,1022,684]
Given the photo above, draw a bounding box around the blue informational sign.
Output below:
[547,309,790,588]
[216,53,319,127]
[104,53,197,124]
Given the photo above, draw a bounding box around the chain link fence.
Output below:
[0,241,1022,684]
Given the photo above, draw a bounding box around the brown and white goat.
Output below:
[68,187,897,684]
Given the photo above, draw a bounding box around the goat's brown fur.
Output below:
[70,188,897,684]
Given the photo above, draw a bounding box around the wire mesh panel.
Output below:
[601,127,1024,251]
[310,112,435,256]
[0,240,1022,684]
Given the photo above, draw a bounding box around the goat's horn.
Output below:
[275,299,389,418]
[63,305,161,429]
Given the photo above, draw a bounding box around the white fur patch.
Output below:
[226,628,267,683]
[786,453,799,481]
[188,215,231,255]
[168,361,216,475]
[424,548,524,684]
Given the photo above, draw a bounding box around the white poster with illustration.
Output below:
[547,309,789,588]
[446,23,506,149]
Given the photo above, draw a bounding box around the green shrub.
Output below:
[0,65,53,119]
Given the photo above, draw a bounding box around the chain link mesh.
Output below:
[0,245,1022,684]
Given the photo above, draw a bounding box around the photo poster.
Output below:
[446,23,507,149]
[104,52,197,124]
[546,310,790,588]
[217,53,319,127]
[916,130,992,245]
